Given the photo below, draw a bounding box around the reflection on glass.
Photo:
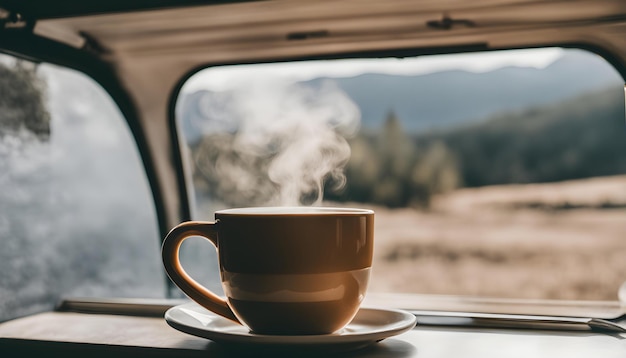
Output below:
[0,56,163,322]
[177,48,626,301]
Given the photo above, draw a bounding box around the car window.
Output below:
[175,47,626,302]
[0,54,164,322]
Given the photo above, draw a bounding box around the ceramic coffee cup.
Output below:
[161,207,374,335]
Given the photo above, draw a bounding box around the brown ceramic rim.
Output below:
[215,207,374,216]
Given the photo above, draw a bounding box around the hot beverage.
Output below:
[161,207,374,335]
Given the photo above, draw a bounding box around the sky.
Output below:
[182,47,565,93]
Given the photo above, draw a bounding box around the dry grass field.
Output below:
[347,175,626,301]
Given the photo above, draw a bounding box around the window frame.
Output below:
[3,36,625,302]
[168,43,626,302]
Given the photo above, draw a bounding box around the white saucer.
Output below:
[165,302,416,351]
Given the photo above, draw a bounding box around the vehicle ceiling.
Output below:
[1,0,626,238]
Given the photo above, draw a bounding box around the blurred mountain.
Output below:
[178,50,624,143]
[311,50,623,132]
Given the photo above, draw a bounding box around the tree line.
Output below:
[0,61,50,138]
[192,86,625,209]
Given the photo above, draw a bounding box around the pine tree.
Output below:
[0,60,50,138]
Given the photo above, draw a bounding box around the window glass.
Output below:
[176,48,626,301]
[0,55,164,322]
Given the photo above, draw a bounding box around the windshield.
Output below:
[0,54,164,322]
[175,47,626,302]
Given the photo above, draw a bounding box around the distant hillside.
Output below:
[323,86,626,207]
[421,87,626,187]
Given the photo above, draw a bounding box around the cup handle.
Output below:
[161,221,239,323]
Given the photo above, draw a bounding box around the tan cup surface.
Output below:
[161,207,374,335]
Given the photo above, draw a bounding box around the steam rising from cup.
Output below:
[182,79,361,207]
